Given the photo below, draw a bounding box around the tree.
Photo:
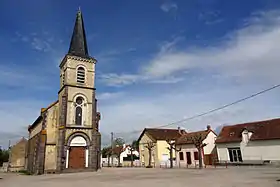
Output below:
[144,142,155,168]
[166,140,181,168]
[180,132,207,169]
[101,146,112,167]
[112,146,123,167]
[0,147,9,167]
[114,137,125,147]
[131,140,139,151]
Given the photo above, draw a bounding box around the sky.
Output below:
[1,0,280,147]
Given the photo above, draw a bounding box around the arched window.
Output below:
[77,67,85,84]
[75,96,84,125]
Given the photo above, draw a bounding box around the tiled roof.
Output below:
[176,130,210,145]
[138,128,183,142]
[111,146,124,155]
[215,118,280,144]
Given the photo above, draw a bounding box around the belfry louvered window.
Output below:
[77,67,85,84]
[62,73,65,85]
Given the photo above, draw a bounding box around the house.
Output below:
[138,128,183,167]
[175,125,217,167]
[8,138,27,172]
[102,144,140,167]
[215,118,280,165]
[25,9,101,174]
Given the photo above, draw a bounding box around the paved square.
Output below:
[1,167,280,187]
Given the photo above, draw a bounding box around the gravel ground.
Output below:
[1,166,280,187]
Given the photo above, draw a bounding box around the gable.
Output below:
[28,100,59,132]
[28,100,59,138]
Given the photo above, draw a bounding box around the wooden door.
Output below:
[69,147,85,169]
[186,152,192,165]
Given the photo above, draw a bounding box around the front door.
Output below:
[186,152,192,165]
[69,147,86,169]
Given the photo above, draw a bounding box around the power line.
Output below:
[114,83,280,136]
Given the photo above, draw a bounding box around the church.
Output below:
[25,10,101,174]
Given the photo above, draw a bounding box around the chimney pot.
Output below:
[207,125,211,131]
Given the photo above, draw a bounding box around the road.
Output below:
[1,166,280,187]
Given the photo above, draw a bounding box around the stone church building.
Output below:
[26,10,101,174]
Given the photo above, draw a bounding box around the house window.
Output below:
[75,97,84,125]
[77,67,85,84]
[228,148,243,162]
[194,151,199,160]
[179,152,184,161]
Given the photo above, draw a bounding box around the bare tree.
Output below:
[144,142,155,168]
[166,140,181,168]
[114,147,122,167]
[179,130,207,169]
[128,146,135,167]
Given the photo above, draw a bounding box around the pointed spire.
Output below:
[68,8,89,58]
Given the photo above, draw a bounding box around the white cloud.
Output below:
[3,10,280,146]
[99,73,141,87]
[0,99,48,148]
[100,10,280,86]
[99,83,280,143]
[160,1,178,13]
[97,10,280,143]
[0,64,54,90]
[198,10,224,25]
[97,92,125,100]
[31,37,51,52]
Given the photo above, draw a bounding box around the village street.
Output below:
[1,167,280,187]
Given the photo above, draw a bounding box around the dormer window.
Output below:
[77,67,85,84]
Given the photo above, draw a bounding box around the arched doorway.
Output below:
[66,136,88,169]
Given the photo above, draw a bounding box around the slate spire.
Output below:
[68,9,89,58]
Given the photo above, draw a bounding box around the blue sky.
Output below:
[1,0,280,147]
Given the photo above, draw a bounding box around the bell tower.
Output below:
[56,9,101,172]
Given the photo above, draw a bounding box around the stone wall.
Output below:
[9,138,27,172]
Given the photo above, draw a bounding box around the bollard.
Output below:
[225,161,228,168]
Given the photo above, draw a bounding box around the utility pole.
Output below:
[111,132,114,166]
[7,140,11,172]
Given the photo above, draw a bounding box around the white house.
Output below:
[175,126,217,167]
[102,144,140,167]
[216,118,280,165]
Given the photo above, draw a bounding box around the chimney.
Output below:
[207,125,211,131]
[178,127,186,135]
[178,127,182,135]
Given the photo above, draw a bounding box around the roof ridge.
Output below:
[224,117,280,127]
